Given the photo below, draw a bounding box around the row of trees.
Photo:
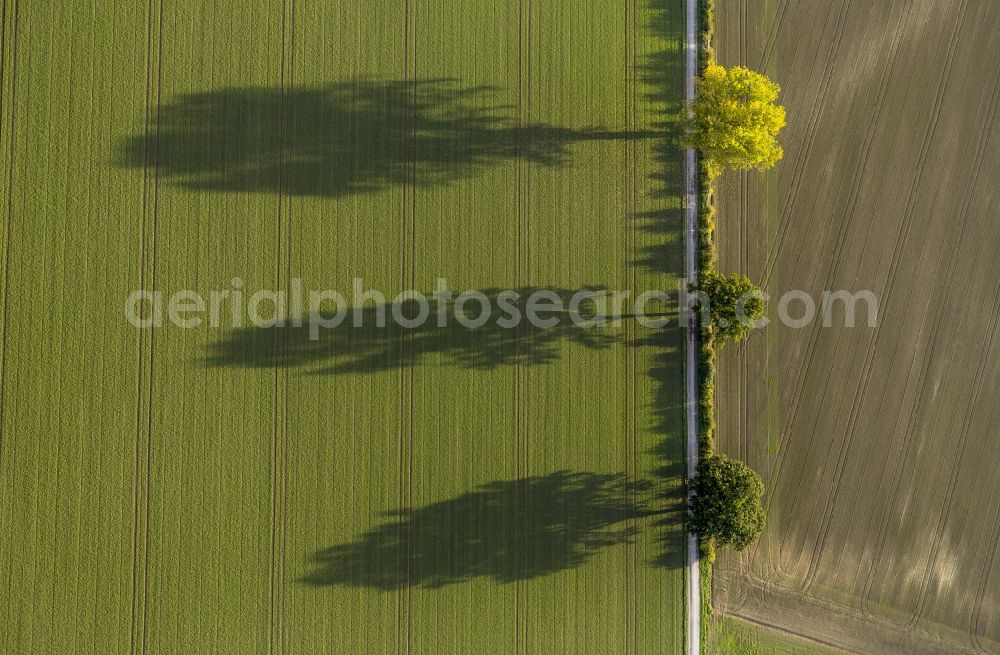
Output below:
[685,64,784,552]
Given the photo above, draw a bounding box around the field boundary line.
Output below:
[721,571,988,655]
[727,612,857,654]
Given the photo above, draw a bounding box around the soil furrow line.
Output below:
[804,0,971,596]
[765,0,906,492]
[756,0,788,73]
[762,7,908,542]
[761,0,851,287]
[909,283,1000,627]
[872,60,1000,625]
[970,461,1000,652]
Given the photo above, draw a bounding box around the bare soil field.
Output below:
[712,1,1000,653]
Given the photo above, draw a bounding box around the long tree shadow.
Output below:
[119,80,654,197]
[635,326,688,570]
[303,470,680,590]
[634,0,690,571]
[207,286,674,374]
[633,1,687,277]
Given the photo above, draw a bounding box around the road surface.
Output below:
[683,0,701,653]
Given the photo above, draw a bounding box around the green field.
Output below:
[0,1,690,653]
[712,618,845,655]
[710,1,1000,653]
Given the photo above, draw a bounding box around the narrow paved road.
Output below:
[683,0,701,653]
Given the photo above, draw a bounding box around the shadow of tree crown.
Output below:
[119,79,653,197]
[205,286,675,374]
[302,470,673,590]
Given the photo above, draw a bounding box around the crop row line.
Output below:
[268,1,296,654]
[128,1,163,653]
[0,0,19,640]
[514,1,531,651]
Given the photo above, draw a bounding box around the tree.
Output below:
[689,454,765,551]
[687,64,786,178]
[698,272,765,345]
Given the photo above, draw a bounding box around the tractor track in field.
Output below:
[407,7,418,652]
[761,0,852,289]
[971,473,1000,652]
[268,0,288,655]
[279,0,296,651]
[756,0,788,73]
[623,0,641,646]
[628,0,640,647]
[138,3,164,653]
[0,0,18,640]
[751,3,909,580]
[908,284,1000,629]
[857,48,1000,622]
[514,0,525,650]
[396,2,418,652]
[128,0,158,653]
[764,0,961,593]
[623,1,632,650]
[0,0,18,490]
[759,0,909,531]
[813,0,970,603]
[397,2,409,653]
[715,1,1000,652]
[515,1,531,650]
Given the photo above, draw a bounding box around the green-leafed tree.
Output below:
[687,64,786,178]
[698,272,765,345]
[689,454,765,551]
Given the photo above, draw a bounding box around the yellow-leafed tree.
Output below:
[687,64,786,179]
